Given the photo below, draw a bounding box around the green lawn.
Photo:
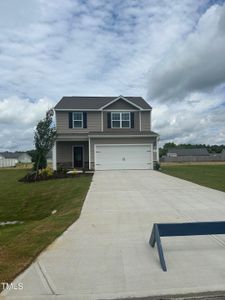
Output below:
[161,165,225,192]
[0,169,92,288]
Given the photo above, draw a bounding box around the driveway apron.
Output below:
[2,170,225,299]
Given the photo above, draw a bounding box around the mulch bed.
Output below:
[19,171,93,183]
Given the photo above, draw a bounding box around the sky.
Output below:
[0,0,225,151]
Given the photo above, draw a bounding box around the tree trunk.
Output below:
[35,154,41,181]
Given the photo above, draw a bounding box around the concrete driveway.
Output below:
[2,170,225,299]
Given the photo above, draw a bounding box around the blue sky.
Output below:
[0,0,225,150]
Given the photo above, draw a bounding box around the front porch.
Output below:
[54,141,89,170]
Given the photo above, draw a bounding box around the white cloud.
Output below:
[0,0,40,28]
[0,96,54,151]
[0,0,202,99]
[0,0,225,150]
[152,92,225,145]
[148,2,225,101]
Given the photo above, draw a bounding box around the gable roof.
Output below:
[100,96,143,110]
[168,148,210,156]
[54,96,152,110]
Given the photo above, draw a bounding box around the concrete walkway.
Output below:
[2,170,225,299]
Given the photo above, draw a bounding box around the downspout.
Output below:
[156,136,159,162]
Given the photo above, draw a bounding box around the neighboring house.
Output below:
[0,152,32,168]
[17,152,32,163]
[167,148,210,157]
[0,152,32,163]
[162,148,225,162]
[209,149,225,161]
[53,95,159,170]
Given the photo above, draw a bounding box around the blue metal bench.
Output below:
[149,221,225,271]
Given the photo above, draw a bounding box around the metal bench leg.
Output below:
[150,224,167,272]
[149,224,156,247]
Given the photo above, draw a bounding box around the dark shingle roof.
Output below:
[168,148,210,156]
[88,131,159,136]
[54,96,152,110]
[0,152,30,159]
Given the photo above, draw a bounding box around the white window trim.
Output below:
[101,111,103,132]
[73,112,83,128]
[139,111,142,131]
[111,112,131,128]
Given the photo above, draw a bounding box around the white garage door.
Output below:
[95,144,153,170]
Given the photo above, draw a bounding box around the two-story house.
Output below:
[53,95,159,170]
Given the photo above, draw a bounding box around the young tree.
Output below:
[34,109,57,172]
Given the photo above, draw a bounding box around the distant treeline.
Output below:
[159,143,225,157]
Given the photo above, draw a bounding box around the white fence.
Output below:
[0,158,18,168]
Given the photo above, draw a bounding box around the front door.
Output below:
[74,146,83,168]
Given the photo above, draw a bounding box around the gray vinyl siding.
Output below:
[103,111,140,131]
[87,112,102,132]
[56,111,101,133]
[141,111,151,131]
[104,99,138,110]
[90,137,157,167]
[56,141,88,168]
[56,110,151,133]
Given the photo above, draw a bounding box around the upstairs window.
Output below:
[111,112,130,128]
[73,112,83,128]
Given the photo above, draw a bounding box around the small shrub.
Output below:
[39,167,53,177]
[19,167,92,183]
[154,161,161,170]
[66,168,78,175]
[57,166,67,174]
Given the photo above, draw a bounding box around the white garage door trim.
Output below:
[94,144,153,170]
